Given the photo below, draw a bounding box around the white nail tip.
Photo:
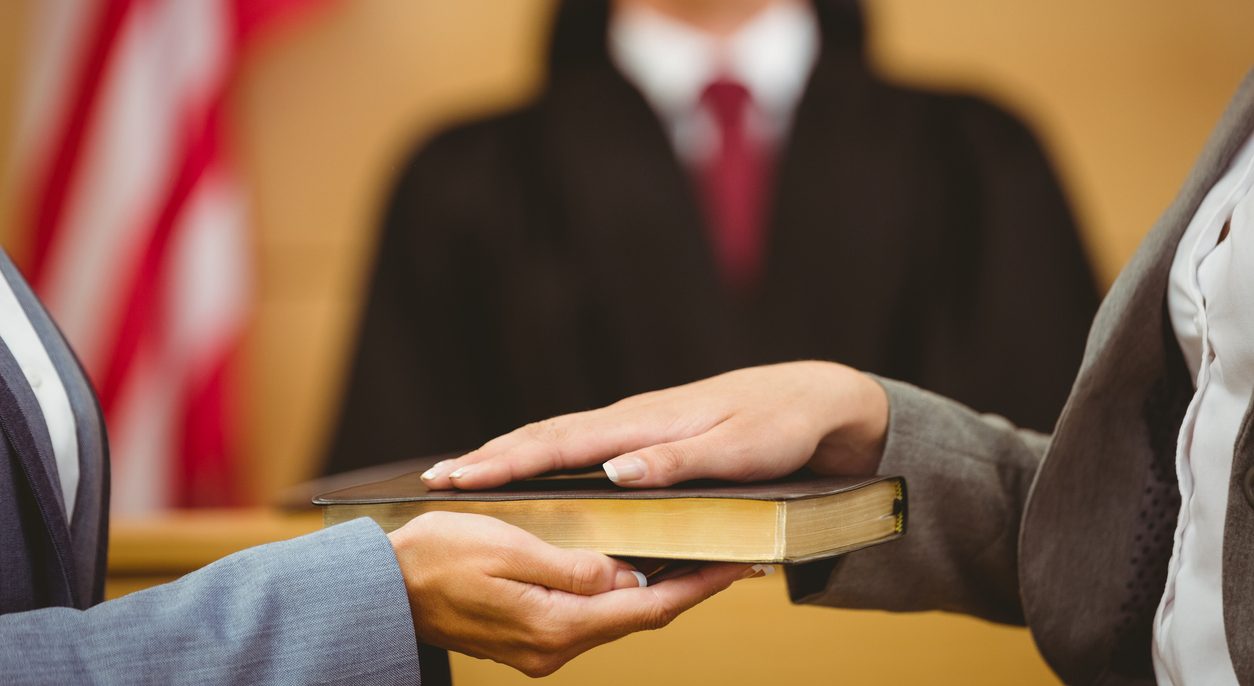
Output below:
[751,564,775,577]
[449,467,468,479]
[630,571,648,588]
[420,469,437,480]
[603,462,620,483]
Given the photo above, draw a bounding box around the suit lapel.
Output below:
[0,252,108,606]
[540,65,748,389]
[1019,69,1254,683]
[753,48,921,370]
[0,338,76,607]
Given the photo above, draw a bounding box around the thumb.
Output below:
[573,562,752,637]
[501,535,648,594]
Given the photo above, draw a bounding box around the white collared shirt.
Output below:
[0,265,79,519]
[608,0,820,165]
[1158,133,1254,685]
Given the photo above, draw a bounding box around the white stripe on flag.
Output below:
[109,341,177,513]
[166,169,250,370]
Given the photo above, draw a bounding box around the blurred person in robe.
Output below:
[325,0,1099,474]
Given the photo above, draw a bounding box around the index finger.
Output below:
[421,401,713,490]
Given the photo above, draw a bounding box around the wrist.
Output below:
[388,519,427,605]
[805,362,889,475]
[845,370,889,471]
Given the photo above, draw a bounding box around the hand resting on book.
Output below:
[387,511,753,677]
[420,361,889,491]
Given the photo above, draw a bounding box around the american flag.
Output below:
[9,0,319,512]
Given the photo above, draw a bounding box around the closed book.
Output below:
[314,457,906,564]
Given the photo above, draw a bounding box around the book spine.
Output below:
[893,478,907,534]
[774,501,787,561]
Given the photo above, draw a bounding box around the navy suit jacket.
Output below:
[0,252,425,684]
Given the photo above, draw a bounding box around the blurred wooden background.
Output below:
[1,0,1252,684]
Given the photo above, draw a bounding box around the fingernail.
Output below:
[421,460,453,481]
[603,456,646,484]
[613,569,649,589]
[449,466,474,480]
[744,564,775,579]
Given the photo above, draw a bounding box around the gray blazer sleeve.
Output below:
[786,377,1049,625]
[0,518,422,685]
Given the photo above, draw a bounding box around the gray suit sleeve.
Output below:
[786,377,1049,625]
[0,518,422,685]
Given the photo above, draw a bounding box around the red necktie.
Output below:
[697,78,771,292]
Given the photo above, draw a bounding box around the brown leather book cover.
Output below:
[313,454,899,506]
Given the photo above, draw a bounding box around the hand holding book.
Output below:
[386,511,753,677]
[419,361,889,491]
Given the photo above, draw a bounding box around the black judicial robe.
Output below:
[324,0,1100,474]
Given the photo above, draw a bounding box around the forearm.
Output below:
[788,377,1049,625]
[0,519,420,685]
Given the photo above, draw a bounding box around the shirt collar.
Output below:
[608,1,820,122]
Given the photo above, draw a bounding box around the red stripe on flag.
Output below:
[178,338,242,506]
[232,0,329,44]
[26,0,135,286]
